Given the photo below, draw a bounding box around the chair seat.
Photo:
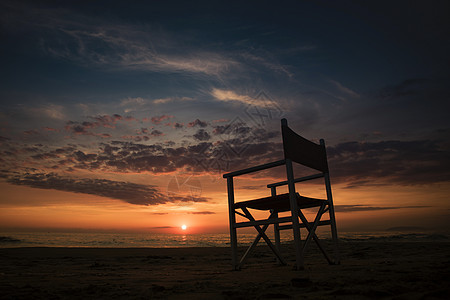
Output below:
[234,192,326,212]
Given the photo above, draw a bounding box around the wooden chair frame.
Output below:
[223,119,340,270]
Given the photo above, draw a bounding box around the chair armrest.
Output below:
[223,160,285,178]
[267,173,324,188]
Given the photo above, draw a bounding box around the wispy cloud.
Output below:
[21,104,67,121]
[1,1,303,86]
[120,97,148,113]
[335,205,430,212]
[0,2,241,77]
[239,52,293,78]
[210,89,269,107]
[46,23,238,77]
[330,80,360,98]
[153,96,194,104]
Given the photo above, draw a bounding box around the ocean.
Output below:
[1,230,449,248]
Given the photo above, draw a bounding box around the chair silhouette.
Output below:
[223,118,339,270]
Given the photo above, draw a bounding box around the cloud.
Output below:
[121,97,147,106]
[327,139,450,186]
[43,127,59,132]
[239,51,293,78]
[379,78,429,99]
[150,130,163,137]
[6,3,240,77]
[6,172,208,206]
[149,226,175,229]
[90,114,123,128]
[240,185,265,190]
[193,129,211,141]
[212,119,229,123]
[153,96,194,104]
[210,89,284,110]
[1,1,305,91]
[26,104,66,120]
[330,80,360,98]
[210,89,258,106]
[23,130,39,135]
[64,114,124,137]
[172,122,184,129]
[335,205,431,213]
[150,115,173,125]
[187,211,216,215]
[187,119,208,128]
[4,123,450,189]
[4,2,255,85]
[120,97,148,113]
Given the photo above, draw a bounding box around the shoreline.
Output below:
[1,240,449,299]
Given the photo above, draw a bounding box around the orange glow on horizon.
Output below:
[1,181,449,234]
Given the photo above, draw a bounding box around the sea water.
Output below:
[1,230,448,248]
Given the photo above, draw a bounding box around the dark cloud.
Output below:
[188,119,208,128]
[187,211,216,215]
[150,130,163,137]
[150,226,175,229]
[212,121,251,136]
[64,114,124,137]
[43,127,58,132]
[379,78,429,99]
[64,122,98,136]
[72,150,97,162]
[334,205,431,213]
[23,130,39,135]
[193,129,211,141]
[327,139,450,186]
[5,128,450,189]
[90,114,123,128]
[5,172,208,206]
[240,185,265,190]
[150,115,172,125]
[31,153,59,160]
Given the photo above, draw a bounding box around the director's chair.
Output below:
[223,118,339,270]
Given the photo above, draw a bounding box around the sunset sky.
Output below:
[1,1,449,234]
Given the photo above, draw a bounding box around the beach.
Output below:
[1,239,449,299]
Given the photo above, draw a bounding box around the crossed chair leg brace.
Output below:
[231,204,339,270]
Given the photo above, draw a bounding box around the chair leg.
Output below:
[239,219,278,268]
[286,159,304,270]
[242,208,287,266]
[324,173,340,265]
[230,226,238,270]
[298,206,333,265]
[272,211,282,265]
[328,204,340,265]
[227,177,239,270]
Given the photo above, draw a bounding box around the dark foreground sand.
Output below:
[1,240,449,299]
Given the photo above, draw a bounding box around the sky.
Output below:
[1,0,449,234]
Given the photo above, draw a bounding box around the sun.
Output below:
[181,224,187,231]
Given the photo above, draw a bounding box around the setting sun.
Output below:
[181,224,187,231]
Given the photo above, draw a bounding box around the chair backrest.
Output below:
[281,119,329,173]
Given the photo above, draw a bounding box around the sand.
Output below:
[0,240,449,299]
